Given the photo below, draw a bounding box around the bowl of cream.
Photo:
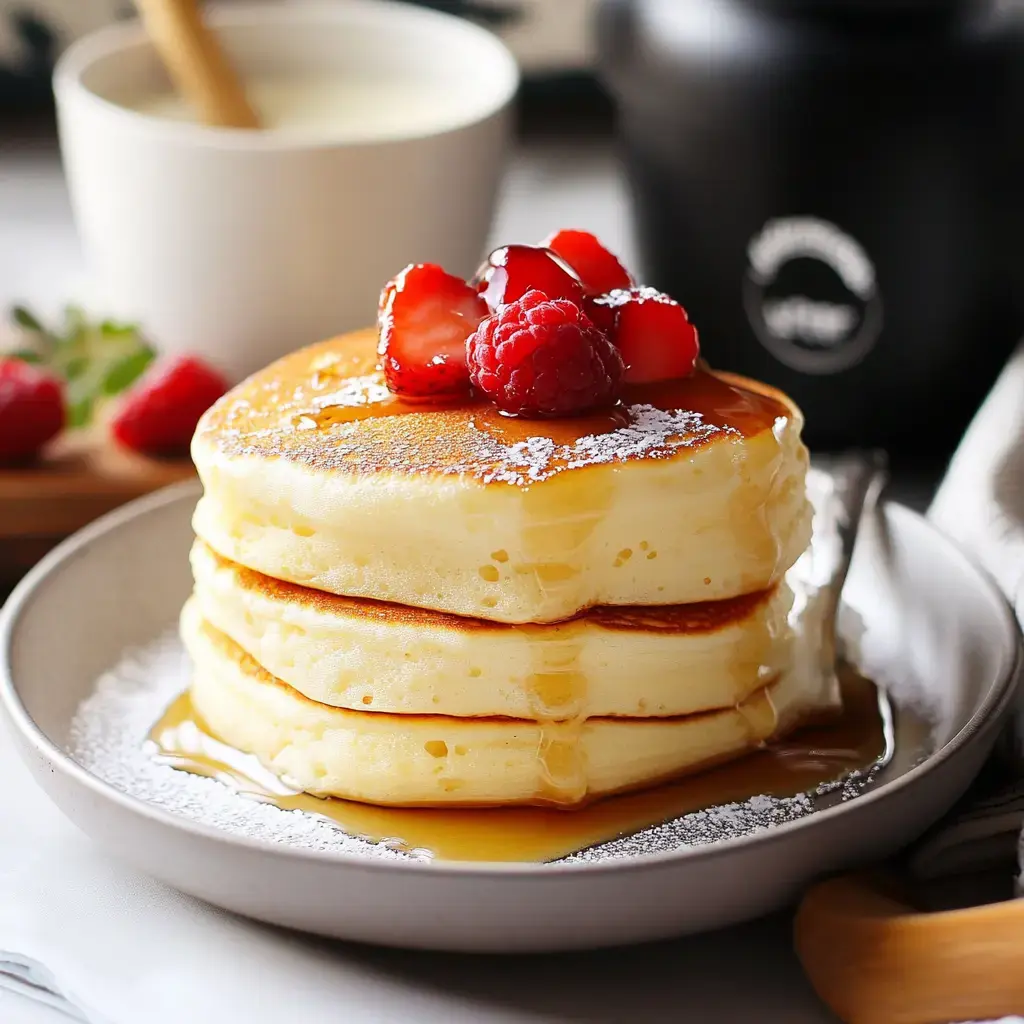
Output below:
[53,1,519,381]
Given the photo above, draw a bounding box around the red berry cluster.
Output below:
[0,352,228,465]
[377,229,700,418]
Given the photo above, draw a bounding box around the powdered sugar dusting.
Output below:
[194,330,782,482]
[563,792,817,863]
[480,405,726,485]
[67,630,886,864]
[564,769,879,863]
[67,634,405,861]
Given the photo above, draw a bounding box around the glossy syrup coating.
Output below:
[196,328,791,485]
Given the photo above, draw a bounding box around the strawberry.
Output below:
[110,355,229,456]
[378,263,488,399]
[475,245,584,310]
[9,305,155,429]
[0,358,65,464]
[593,287,700,384]
[542,229,633,296]
[583,296,617,335]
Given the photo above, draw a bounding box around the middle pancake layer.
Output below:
[190,540,795,721]
[180,600,827,807]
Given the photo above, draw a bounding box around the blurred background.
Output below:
[3,0,1024,590]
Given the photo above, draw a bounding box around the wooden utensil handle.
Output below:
[132,0,260,129]
[795,871,1024,1024]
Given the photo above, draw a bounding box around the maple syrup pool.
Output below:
[145,665,892,863]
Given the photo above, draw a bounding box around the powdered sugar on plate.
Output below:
[564,766,883,864]
[67,629,888,864]
[67,633,405,861]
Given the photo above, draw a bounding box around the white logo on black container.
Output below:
[744,217,883,374]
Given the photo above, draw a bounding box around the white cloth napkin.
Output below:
[909,343,1024,885]
[929,343,1024,614]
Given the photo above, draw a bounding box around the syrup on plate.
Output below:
[148,666,890,863]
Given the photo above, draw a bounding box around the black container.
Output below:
[599,0,1024,456]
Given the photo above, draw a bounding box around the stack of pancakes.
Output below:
[183,328,823,807]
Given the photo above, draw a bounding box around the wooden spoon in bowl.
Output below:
[131,0,260,128]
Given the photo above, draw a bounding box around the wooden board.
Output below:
[0,432,194,591]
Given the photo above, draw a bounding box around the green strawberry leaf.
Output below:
[102,346,155,395]
[11,306,44,333]
[99,319,139,338]
[63,356,90,382]
[66,394,94,429]
[7,303,155,428]
[8,348,43,364]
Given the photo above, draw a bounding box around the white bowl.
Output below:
[0,482,1019,952]
[53,1,518,381]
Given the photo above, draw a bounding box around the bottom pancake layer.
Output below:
[181,600,835,807]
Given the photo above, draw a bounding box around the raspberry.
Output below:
[466,290,623,417]
[111,355,229,456]
[0,358,65,464]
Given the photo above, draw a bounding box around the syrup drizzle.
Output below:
[147,667,890,863]
[198,330,793,482]
[300,369,781,462]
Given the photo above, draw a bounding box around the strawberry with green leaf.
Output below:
[10,305,157,428]
[5,305,228,461]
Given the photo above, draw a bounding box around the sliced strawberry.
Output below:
[377,263,487,399]
[474,245,584,310]
[0,358,65,464]
[595,287,700,384]
[542,229,633,296]
[110,355,229,456]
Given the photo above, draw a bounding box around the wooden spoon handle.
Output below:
[132,0,259,128]
[795,871,1024,1024]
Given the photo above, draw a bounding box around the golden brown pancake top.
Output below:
[196,329,793,484]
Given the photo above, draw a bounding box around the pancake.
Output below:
[190,540,795,720]
[191,329,811,624]
[180,599,833,808]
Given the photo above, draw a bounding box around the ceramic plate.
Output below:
[0,482,1020,952]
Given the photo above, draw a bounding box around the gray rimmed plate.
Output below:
[0,481,1020,953]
